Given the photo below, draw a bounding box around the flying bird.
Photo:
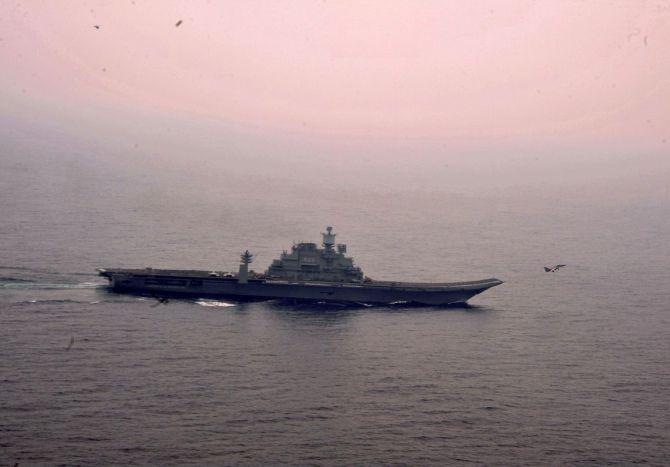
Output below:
[93,25,100,30]
[175,20,183,27]
[544,265,566,272]
[66,336,75,351]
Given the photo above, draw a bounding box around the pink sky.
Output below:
[1,0,669,147]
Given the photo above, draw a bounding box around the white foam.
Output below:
[1,282,105,290]
[195,299,236,308]
[77,282,105,288]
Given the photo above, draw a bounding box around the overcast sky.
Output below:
[2,1,667,141]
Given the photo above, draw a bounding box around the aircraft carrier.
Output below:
[98,227,503,306]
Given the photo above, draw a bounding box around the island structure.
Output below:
[98,227,503,306]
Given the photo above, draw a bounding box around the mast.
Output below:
[238,250,253,283]
[322,226,336,252]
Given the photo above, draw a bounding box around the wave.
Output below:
[0,276,33,283]
[1,281,106,290]
[195,299,236,308]
[0,265,33,271]
[13,299,95,306]
[0,264,105,292]
[0,266,100,280]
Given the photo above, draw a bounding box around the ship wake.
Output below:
[0,266,107,290]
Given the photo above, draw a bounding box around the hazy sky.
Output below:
[2,1,668,144]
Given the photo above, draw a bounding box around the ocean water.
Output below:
[1,127,670,465]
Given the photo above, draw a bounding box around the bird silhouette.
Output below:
[93,25,100,30]
[175,20,183,27]
[151,296,170,307]
[544,264,566,272]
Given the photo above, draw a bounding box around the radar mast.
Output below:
[322,226,336,251]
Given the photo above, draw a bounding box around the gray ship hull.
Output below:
[98,269,503,306]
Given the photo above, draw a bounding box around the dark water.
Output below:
[2,127,670,465]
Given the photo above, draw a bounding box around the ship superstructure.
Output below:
[266,227,363,282]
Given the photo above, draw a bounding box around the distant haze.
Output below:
[1,1,669,202]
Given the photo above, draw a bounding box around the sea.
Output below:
[1,114,670,465]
